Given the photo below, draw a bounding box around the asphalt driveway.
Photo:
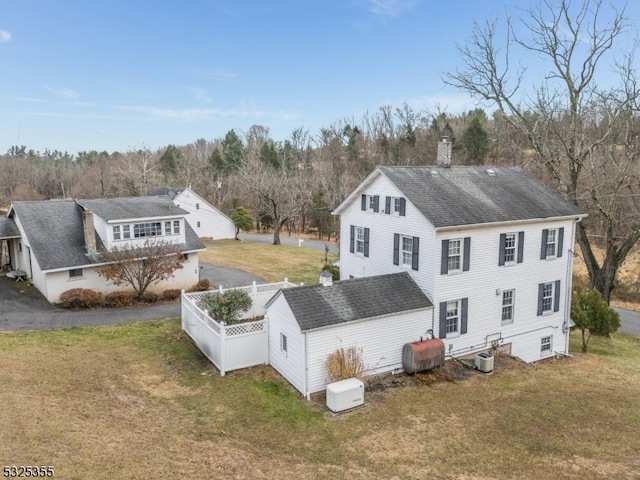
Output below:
[0,263,266,331]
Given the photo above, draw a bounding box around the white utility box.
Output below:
[326,378,364,412]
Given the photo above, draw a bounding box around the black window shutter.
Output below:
[361,194,366,211]
[557,228,564,257]
[554,280,561,312]
[349,225,355,253]
[385,196,391,215]
[517,231,525,263]
[537,283,544,316]
[393,233,400,265]
[364,228,370,257]
[499,233,506,266]
[540,229,548,260]
[441,239,449,275]
[373,195,380,213]
[399,197,406,216]
[463,237,471,271]
[411,236,419,271]
[461,298,468,334]
[439,302,447,339]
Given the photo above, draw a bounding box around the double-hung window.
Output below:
[441,237,471,274]
[122,225,130,239]
[393,233,419,270]
[499,232,524,265]
[173,220,180,234]
[165,221,172,235]
[350,226,369,257]
[502,290,514,323]
[361,194,379,213]
[356,227,366,254]
[446,301,460,335]
[541,336,553,355]
[537,280,561,315]
[384,196,406,216]
[541,228,564,259]
[438,298,468,339]
[401,236,413,266]
[448,239,461,271]
[113,225,121,241]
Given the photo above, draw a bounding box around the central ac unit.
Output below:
[475,352,494,373]
[326,378,364,412]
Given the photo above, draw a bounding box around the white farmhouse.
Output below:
[332,164,586,363]
[3,196,205,303]
[151,187,235,240]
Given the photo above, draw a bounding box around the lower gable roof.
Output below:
[273,272,433,332]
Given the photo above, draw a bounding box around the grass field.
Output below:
[2,241,640,479]
[1,322,639,479]
[199,240,338,285]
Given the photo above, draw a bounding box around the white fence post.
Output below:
[219,321,226,376]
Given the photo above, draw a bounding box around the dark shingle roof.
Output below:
[276,272,432,331]
[0,216,20,239]
[377,166,585,228]
[76,196,189,221]
[10,200,105,270]
[11,198,204,271]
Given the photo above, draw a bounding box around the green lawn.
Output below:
[1,321,639,479]
[2,242,639,478]
[200,241,338,285]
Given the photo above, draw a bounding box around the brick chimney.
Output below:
[436,137,452,166]
[82,208,97,256]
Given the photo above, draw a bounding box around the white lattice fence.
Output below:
[181,280,297,375]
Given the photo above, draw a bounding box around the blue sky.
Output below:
[0,0,635,155]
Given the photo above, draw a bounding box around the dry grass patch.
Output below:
[1,322,639,479]
[199,242,338,285]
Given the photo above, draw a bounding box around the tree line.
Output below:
[1,0,638,306]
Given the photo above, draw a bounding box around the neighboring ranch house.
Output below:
[265,272,433,398]
[332,164,586,363]
[151,187,235,240]
[3,196,205,303]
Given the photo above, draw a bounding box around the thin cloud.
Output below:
[44,85,80,99]
[0,30,11,42]
[114,105,297,122]
[187,87,213,104]
[369,0,419,17]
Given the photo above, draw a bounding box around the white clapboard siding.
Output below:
[174,188,235,239]
[305,309,432,395]
[267,292,307,395]
[336,171,578,363]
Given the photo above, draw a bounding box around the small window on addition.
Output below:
[280,333,288,353]
[69,268,83,278]
[197,221,201,228]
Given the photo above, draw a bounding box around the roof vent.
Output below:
[486,169,495,176]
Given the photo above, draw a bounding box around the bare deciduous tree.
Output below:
[444,0,640,303]
[96,239,185,298]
